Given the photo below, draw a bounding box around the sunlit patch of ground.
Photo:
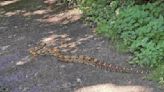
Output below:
[1,0,45,13]
[1,0,81,24]
[3,9,51,17]
[37,8,82,24]
[22,9,51,16]
[41,33,93,51]
[43,0,58,5]
[75,83,153,92]
[0,0,20,6]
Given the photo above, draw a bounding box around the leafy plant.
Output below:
[109,2,164,67]
[148,64,164,87]
[79,0,164,85]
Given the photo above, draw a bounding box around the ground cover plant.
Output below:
[78,0,164,86]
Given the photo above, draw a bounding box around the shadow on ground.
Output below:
[0,0,163,92]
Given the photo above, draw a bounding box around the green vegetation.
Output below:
[149,64,164,86]
[78,0,164,85]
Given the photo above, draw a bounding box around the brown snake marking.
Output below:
[28,43,148,74]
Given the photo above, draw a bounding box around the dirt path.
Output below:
[0,0,163,92]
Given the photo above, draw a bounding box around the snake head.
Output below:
[28,42,47,56]
[28,47,39,57]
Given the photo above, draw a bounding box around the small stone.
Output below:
[27,44,31,47]
[22,87,29,92]
[34,72,38,77]
[8,35,12,38]
[14,26,18,28]
[62,82,71,88]
[25,75,28,78]
[76,78,82,83]
[1,45,10,50]
[60,65,66,68]
[16,61,26,65]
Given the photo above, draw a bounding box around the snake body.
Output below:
[29,43,148,74]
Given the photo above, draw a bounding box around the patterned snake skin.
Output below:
[28,43,148,74]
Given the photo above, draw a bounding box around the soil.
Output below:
[0,0,163,92]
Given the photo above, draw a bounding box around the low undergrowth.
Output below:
[78,0,164,85]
